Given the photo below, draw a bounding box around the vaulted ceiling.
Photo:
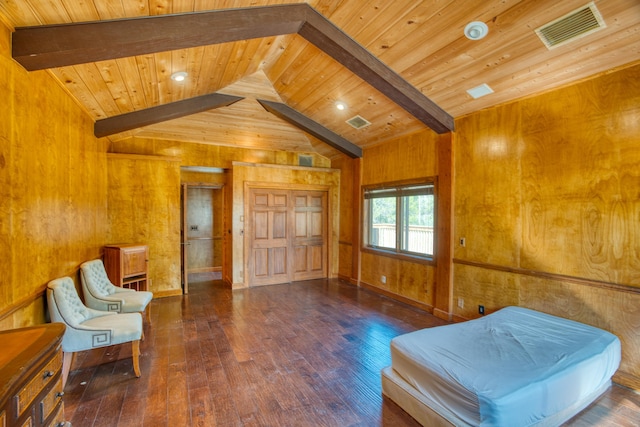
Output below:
[2,0,639,159]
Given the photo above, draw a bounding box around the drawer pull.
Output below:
[57,423,67,427]
[43,370,55,379]
[56,391,65,398]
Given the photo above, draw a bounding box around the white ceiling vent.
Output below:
[346,115,371,129]
[536,2,605,49]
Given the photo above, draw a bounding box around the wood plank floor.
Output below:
[63,277,640,426]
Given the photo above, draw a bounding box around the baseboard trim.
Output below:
[358,281,434,314]
[152,289,183,298]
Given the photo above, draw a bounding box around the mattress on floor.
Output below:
[389,306,621,426]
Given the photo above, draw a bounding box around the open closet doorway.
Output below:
[181,184,224,293]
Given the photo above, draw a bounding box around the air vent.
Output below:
[298,155,313,167]
[536,2,605,49]
[346,115,371,129]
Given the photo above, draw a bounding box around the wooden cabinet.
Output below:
[103,244,149,291]
[0,323,68,427]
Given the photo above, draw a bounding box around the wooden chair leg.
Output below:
[131,340,141,378]
[146,305,151,324]
[62,352,75,388]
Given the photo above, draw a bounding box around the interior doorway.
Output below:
[181,184,224,293]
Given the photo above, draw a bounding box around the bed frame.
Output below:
[382,366,612,427]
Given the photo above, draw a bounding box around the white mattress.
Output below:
[388,306,621,426]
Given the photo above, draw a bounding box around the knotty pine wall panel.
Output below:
[106,155,182,297]
[453,63,640,389]
[0,20,107,328]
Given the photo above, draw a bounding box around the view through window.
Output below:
[364,181,435,259]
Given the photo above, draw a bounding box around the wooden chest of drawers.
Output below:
[0,323,69,427]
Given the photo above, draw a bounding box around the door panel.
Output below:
[272,247,288,276]
[248,189,290,286]
[254,248,269,277]
[292,191,327,282]
[273,211,287,239]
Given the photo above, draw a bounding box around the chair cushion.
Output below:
[82,312,143,346]
[120,290,153,313]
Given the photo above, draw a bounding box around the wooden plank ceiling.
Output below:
[1,0,639,159]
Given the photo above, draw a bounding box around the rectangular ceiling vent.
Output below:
[536,2,605,49]
[298,154,313,167]
[346,115,371,130]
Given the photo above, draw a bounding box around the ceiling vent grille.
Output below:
[298,154,313,167]
[536,2,605,49]
[346,115,371,129]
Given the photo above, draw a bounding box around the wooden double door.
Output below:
[247,188,327,286]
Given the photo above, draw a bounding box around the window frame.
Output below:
[361,178,437,265]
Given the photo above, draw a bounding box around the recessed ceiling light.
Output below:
[335,101,347,111]
[466,83,494,99]
[171,71,188,82]
[464,21,489,40]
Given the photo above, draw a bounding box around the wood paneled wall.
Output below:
[336,130,446,311]
[108,138,334,291]
[109,137,330,169]
[0,20,107,328]
[332,156,356,281]
[106,153,182,297]
[454,64,640,389]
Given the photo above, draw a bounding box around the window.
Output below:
[363,181,435,260]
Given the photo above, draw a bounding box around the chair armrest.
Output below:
[85,306,120,319]
[83,293,124,312]
[112,287,136,294]
[59,321,114,352]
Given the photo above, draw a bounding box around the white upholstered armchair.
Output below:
[80,259,153,323]
[47,277,143,386]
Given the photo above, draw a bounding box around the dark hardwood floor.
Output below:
[64,276,640,426]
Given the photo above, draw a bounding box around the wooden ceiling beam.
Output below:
[258,99,362,159]
[94,93,244,138]
[12,3,453,134]
[299,8,454,134]
[12,4,308,70]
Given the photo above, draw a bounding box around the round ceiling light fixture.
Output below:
[171,71,188,82]
[464,21,489,40]
[335,101,347,111]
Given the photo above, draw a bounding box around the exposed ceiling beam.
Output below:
[12,3,454,134]
[300,9,454,134]
[258,99,362,159]
[12,4,308,69]
[94,93,244,138]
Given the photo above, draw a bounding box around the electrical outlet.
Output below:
[457,298,464,308]
[459,237,466,247]
[381,275,387,284]
[479,305,485,315]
